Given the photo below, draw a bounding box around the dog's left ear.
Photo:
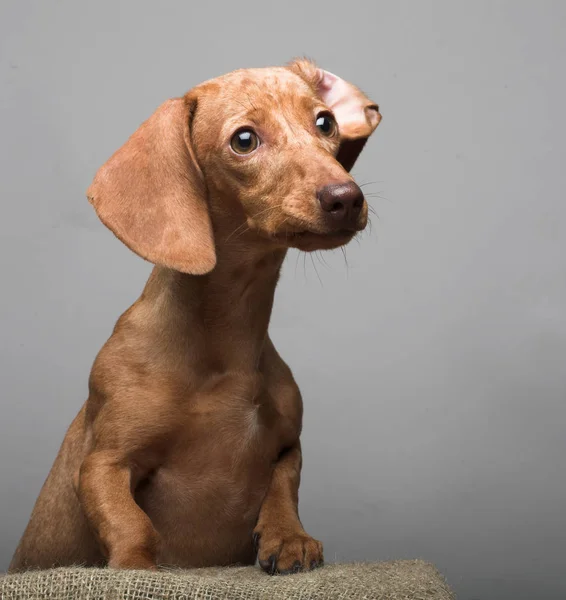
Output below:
[288,59,382,172]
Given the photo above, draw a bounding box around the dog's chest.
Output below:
[134,372,300,555]
[164,381,297,480]
[144,405,274,513]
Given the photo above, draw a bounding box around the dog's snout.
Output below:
[317,182,365,228]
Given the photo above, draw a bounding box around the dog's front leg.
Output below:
[253,443,323,574]
[78,450,160,569]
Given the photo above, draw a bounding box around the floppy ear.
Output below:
[87,95,216,275]
[289,59,382,172]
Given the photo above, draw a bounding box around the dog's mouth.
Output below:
[269,228,357,251]
[249,210,367,252]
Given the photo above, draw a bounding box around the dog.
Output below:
[9,59,381,575]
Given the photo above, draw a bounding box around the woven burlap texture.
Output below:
[0,560,454,600]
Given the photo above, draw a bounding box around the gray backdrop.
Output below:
[1,1,565,598]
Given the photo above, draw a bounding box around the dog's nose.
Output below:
[317,182,365,228]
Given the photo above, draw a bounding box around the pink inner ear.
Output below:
[317,70,380,139]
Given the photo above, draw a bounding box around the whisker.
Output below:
[365,192,391,203]
[279,217,291,239]
[224,220,250,243]
[310,254,323,287]
[295,249,301,277]
[340,246,349,277]
[224,204,285,243]
[252,204,285,218]
[317,251,330,269]
[233,226,252,241]
[367,206,380,222]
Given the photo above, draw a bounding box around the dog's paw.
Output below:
[107,540,159,570]
[108,552,158,570]
[253,528,323,575]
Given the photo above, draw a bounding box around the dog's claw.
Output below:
[252,532,261,554]
[259,553,277,575]
[276,560,304,576]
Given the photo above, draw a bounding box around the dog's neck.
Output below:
[140,237,287,375]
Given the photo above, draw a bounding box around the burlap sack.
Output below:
[0,560,454,600]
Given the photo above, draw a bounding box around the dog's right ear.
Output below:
[288,59,381,172]
[87,95,216,275]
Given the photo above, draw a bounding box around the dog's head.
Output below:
[87,59,381,274]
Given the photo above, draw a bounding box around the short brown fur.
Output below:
[10,59,381,575]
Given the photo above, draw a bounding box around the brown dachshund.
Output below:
[10,59,381,575]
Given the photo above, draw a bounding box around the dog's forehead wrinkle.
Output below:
[212,67,308,97]
[213,67,314,109]
[198,68,322,146]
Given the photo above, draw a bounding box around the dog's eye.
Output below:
[315,113,337,137]
[230,129,259,154]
